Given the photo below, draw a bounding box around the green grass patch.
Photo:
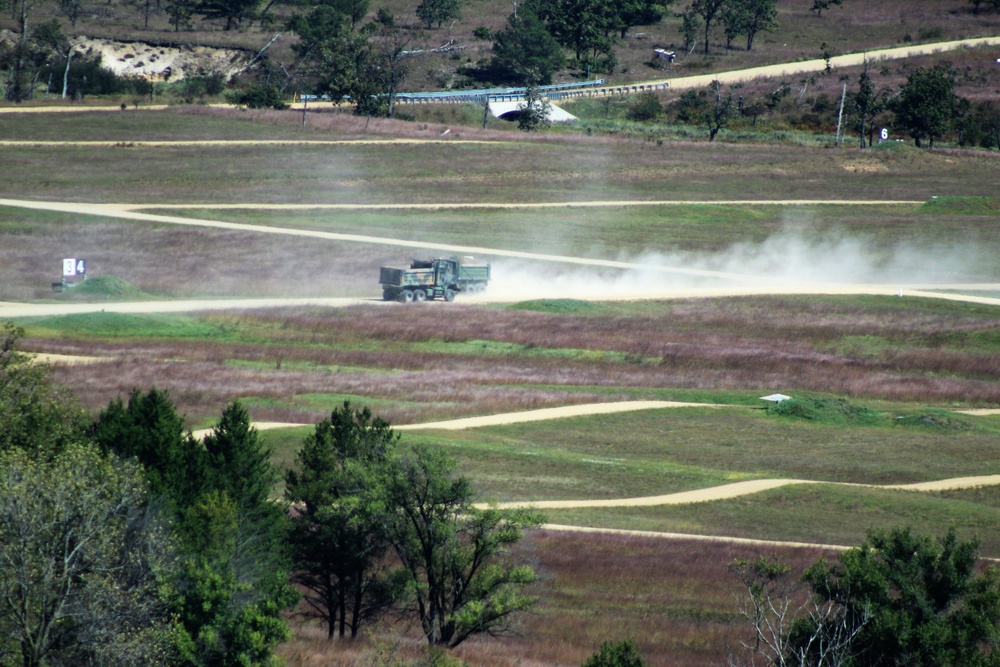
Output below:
[919,196,1000,216]
[428,407,1000,491]
[542,484,1000,557]
[404,429,744,503]
[411,338,658,364]
[20,312,229,339]
[55,275,153,301]
[498,384,769,406]
[507,299,600,314]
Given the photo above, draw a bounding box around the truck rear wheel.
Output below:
[413,289,427,302]
[399,290,414,303]
[444,288,456,302]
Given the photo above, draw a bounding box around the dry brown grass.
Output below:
[30,297,1000,425]
[276,529,838,667]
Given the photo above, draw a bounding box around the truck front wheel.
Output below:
[444,288,456,302]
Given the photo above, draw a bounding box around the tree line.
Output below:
[629,59,1000,149]
[0,322,542,666]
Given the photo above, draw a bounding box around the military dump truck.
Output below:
[379,256,490,302]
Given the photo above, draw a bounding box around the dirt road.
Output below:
[4,197,999,318]
[648,36,1000,91]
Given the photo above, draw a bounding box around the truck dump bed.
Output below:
[379,266,435,288]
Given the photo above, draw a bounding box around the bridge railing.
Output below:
[394,79,607,104]
[393,78,668,105]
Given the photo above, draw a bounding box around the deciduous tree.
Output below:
[956,99,1000,149]
[810,0,842,17]
[723,0,778,51]
[706,79,734,140]
[416,0,462,28]
[196,0,261,30]
[0,321,88,455]
[527,0,616,65]
[677,9,701,53]
[380,445,544,648]
[0,445,174,667]
[517,81,552,131]
[690,0,728,54]
[890,64,960,147]
[608,0,671,39]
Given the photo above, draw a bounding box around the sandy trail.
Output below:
[540,522,854,552]
[30,352,115,365]
[483,474,1000,511]
[191,421,311,441]
[397,401,734,431]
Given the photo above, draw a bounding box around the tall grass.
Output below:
[24,295,1000,424]
[277,529,837,667]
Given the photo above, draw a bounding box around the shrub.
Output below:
[767,397,883,426]
[582,640,645,667]
[226,84,288,109]
[626,92,664,121]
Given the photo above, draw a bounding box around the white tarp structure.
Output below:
[759,393,792,403]
[488,100,577,122]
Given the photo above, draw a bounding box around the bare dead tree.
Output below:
[728,556,869,667]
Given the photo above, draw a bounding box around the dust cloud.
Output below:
[482,226,995,302]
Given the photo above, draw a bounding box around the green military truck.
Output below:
[379,256,491,302]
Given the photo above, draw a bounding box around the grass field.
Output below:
[2,29,1000,664]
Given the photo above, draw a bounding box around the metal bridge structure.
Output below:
[392,78,670,106]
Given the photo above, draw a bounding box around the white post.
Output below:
[835,83,846,148]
